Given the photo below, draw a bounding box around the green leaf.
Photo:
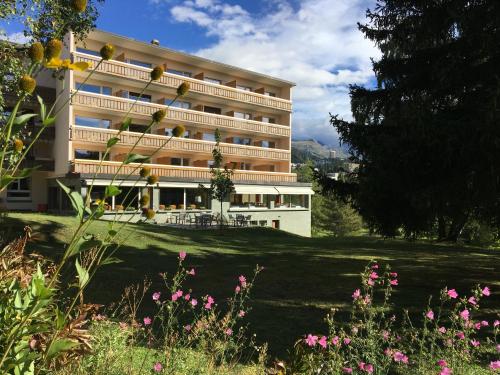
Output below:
[75,259,89,289]
[18,167,38,178]
[106,137,120,148]
[37,95,46,121]
[14,113,37,126]
[57,180,85,219]
[55,308,66,330]
[100,257,123,266]
[105,185,121,197]
[46,339,79,360]
[69,238,102,258]
[123,153,150,165]
[120,118,132,131]
[42,117,56,126]
[0,175,14,190]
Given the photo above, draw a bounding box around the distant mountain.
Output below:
[291,139,348,163]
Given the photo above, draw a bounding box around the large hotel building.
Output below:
[1,30,313,237]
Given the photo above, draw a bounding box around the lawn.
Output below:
[3,212,500,357]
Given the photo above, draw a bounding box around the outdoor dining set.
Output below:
[162,212,252,229]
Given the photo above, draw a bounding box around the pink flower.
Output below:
[207,296,214,304]
[367,279,375,286]
[225,328,233,336]
[369,271,378,279]
[440,367,452,375]
[438,327,447,334]
[184,294,190,301]
[175,290,183,298]
[393,351,408,364]
[235,285,241,293]
[470,339,480,347]
[153,362,162,372]
[437,359,447,367]
[497,344,500,353]
[188,268,195,276]
[318,336,327,349]
[152,292,161,301]
[482,286,491,296]
[305,334,318,347]
[489,361,500,370]
[382,330,390,341]
[190,298,198,307]
[494,320,500,327]
[390,272,398,278]
[238,310,245,317]
[371,264,379,269]
[364,364,374,373]
[363,295,371,305]
[456,331,465,340]
[460,309,470,321]
[426,310,434,320]
[358,362,366,370]
[447,289,458,299]
[331,336,340,346]
[184,324,191,331]
[179,251,187,261]
[143,317,152,326]
[342,368,353,374]
[481,320,489,327]
[238,275,247,288]
[352,289,361,300]
[204,302,212,309]
[468,296,477,305]
[343,337,351,345]
[390,279,399,286]
[171,293,179,302]
[474,322,481,330]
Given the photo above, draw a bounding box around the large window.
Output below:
[7,178,31,201]
[167,69,192,77]
[77,82,112,96]
[261,116,276,124]
[264,91,276,97]
[75,149,108,160]
[186,189,209,209]
[169,100,191,109]
[203,133,216,142]
[232,137,251,146]
[75,116,111,129]
[261,140,276,148]
[126,59,152,69]
[234,112,252,120]
[124,91,152,103]
[170,158,190,166]
[160,188,184,209]
[203,106,222,115]
[164,128,190,138]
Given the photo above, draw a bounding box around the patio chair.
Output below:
[176,213,187,225]
[242,215,252,227]
[228,214,236,226]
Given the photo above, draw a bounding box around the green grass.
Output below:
[4,213,500,357]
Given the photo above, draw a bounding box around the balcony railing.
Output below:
[73,52,292,112]
[72,91,290,137]
[72,160,297,183]
[71,126,291,161]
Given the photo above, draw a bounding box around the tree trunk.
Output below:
[445,214,468,242]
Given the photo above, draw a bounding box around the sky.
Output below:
[1,0,380,147]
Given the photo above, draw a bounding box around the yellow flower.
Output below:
[145,208,156,220]
[71,0,87,13]
[28,42,44,63]
[140,166,151,178]
[19,75,36,94]
[150,66,164,81]
[45,58,91,71]
[45,39,63,61]
[13,139,24,153]
[177,82,190,96]
[152,109,167,123]
[100,44,115,60]
[172,125,185,138]
[147,175,159,185]
[140,194,150,207]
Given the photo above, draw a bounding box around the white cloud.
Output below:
[0,32,30,44]
[166,0,379,146]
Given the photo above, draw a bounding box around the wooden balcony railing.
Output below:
[71,126,291,161]
[73,52,292,112]
[72,91,290,138]
[72,160,297,183]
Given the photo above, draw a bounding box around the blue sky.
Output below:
[1,0,379,147]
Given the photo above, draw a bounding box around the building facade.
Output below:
[1,30,313,237]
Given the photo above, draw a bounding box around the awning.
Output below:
[234,185,314,195]
[274,186,315,195]
[84,179,202,189]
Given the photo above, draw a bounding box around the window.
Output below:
[76,47,100,57]
[203,106,221,115]
[169,101,191,109]
[77,82,112,96]
[7,178,31,201]
[261,116,276,124]
[171,158,189,166]
[167,69,192,77]
[75,116,111,129]
[261,141,276,148]
[126,59,152,69]
[237,85,252,91]
[204,77,222,85]
[123,91,152,103]
[232,137,251,146]
[203,133,216,142]
[208,160,215,168]
[233,112,252,120]
[129,124,151,133]
[74,149,108,160]
[264,91,276,97]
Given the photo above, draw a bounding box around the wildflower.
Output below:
[482,286,491,296]
[19,75,36,94]
[352,289,361,300]
[100,43,115,60]
[153,362,162,372]
[140,166,151,178]
[437,359,447,367]
[440,367,452,375]
[152,109,167,123]
[490,361,500,370]
[497,344,500,353]
[179,251,187,260]
[225,328,233,336]
[191,298,198,307]
[474,322,481,330]
[13,139,24,153]
[363,295,371,305]
[143,317,151,326]
[331,336,340,346]
[456,331,465,340]
[188,268,195,276]
[184,324,191,331]
[343,337,351,345]
[177,82,190,96]
[447,289,458,299]
[382,330,390,341]
[365,364,374,373]
[184,294,190,301]
[460,309,470,321]
[494,320,500,327]
[481,320,489,327]
[147,175,159,185]
[371,263,379,269]
[367,278,375,286]
[369,271,378,279]
[239,275,247,288]
[172,125,185,137]
[390,279,398,286]
[390,272,398,278]
[394,351,408,364]
[28,42,44,63]
[438,327,447,334]
[318,336,327,349]
[150,65,164,81]
[145,208,155,220]
[152,292,161,301]
[45,39,63,60]
[342,368,353,374]
[235,285,241,293]
[426,310,434,320]
[140,194,150,207]
[468,296,477,305]
[204,295,214,309]
[175,290,183,298]
[470,339,480,347]
[171,293,179,302]
[71,0,87,13]
[305,334,318,347]
[238,310,245,317]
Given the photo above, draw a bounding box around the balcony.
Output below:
[71,160,297,183]
[71,91,291,138]
[73,52,292,112]
[71,126,291,161]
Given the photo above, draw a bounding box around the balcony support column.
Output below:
[152,186,160,210]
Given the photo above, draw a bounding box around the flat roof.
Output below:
[88,29,296,88]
